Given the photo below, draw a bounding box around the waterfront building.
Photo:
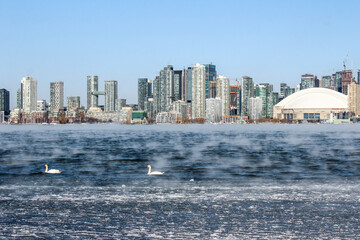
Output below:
[67,96,81,110]
[273,88,349,121]
[230,85,241,116]
[273,92,279,106]
[185,67,192,102]
[156,111,182,124]
[138,78,152,111]
[205,98,222,123]
[104,81,118,111]
[21,76,37,113]
[248,97,262,120]
[348,81,360,116]
[0,88,10,115]
[191,63,206,119]
[255,83,274,118]
[216,75,230,117]
[160,65,174,112]
[16,88,22,109]
[172,100,187,119]
[209,81,216,98]
[341,70,353,95]
[115,98,126,111]
[37,100,47,111]
[87,76,99,109]
[300,74,317,90]
[204,64,216,99]
[50,81,64,112]
[241,76,254,117]
[153,76,160,114]
[173,70,183,101]
[144,98,154,118]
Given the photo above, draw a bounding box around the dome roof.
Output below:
[276,88,347,109]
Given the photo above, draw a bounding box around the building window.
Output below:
[304,113,308,119]
[309,113,315,119]
[315,113,320,119]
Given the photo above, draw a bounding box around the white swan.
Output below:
[45,164,61,174]
[147,165,164,175]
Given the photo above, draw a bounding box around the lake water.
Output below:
[0,124,360,239]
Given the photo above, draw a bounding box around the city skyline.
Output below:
[1,1,360,109]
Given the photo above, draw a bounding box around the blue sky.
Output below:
[1,0,359,108]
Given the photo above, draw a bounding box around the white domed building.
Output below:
[273,88,349,121]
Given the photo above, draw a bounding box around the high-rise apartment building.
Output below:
[255,83,273,118]
[115,98,126,111]
[206,98,222,123]
[280,83,295,100]
[209,81,217,98]
[335,71,342,93]
[341,70,353,95]
[50,81,64,112]
[230,85,241,116]
[241,76,254,117]
[153,76,160,114]
[0,89,10,115]
[67,96,81,110]
[159,65,174,112]
[216,75,230,117]
[348,81,360,116]
[248,97,262,120]
[16,88,22,109]
[138,78,152,111]
[21,76,37,113]
[300,74,317,90]
[104,80,118,111]
[204,64,216,99]
[185,67,192,102]
[37,100,47,111]
[87,76,99,109]
[191,63,206,118]
[173,70,183,101]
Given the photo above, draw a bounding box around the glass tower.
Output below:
[204,64,216,99]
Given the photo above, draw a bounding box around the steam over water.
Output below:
[1,124,360,239]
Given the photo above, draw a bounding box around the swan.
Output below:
[147,165,164,175]
[45,164,61,174]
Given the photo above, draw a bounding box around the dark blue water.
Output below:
[1,124,360,239]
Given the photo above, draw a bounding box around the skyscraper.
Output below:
[0,89,10,115]
[335,71,342,93]
[50,81,64,112]
[204,64,216,99]
[185,67,192,102]
[255,83,274,118]
[153,76,161,114]
[216,75,230,117]
[104,80,118,111]
[300,74,317,90]
[21,76,37,113]
[138,78,152,111]
[191,63,206,118]
[173,70,183,101]
[87,76,98,109]
[159,65,174,112]
[16,88,22,109]
[241,76,254,117]
[341,70,353,95]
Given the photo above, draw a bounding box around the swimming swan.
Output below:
[147,165,164,175]
[45,164,61,174]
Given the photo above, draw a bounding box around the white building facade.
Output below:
[191,63,206,119]
[216,75,230,117]
[21,76,37,113]
[50,81,64,112]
